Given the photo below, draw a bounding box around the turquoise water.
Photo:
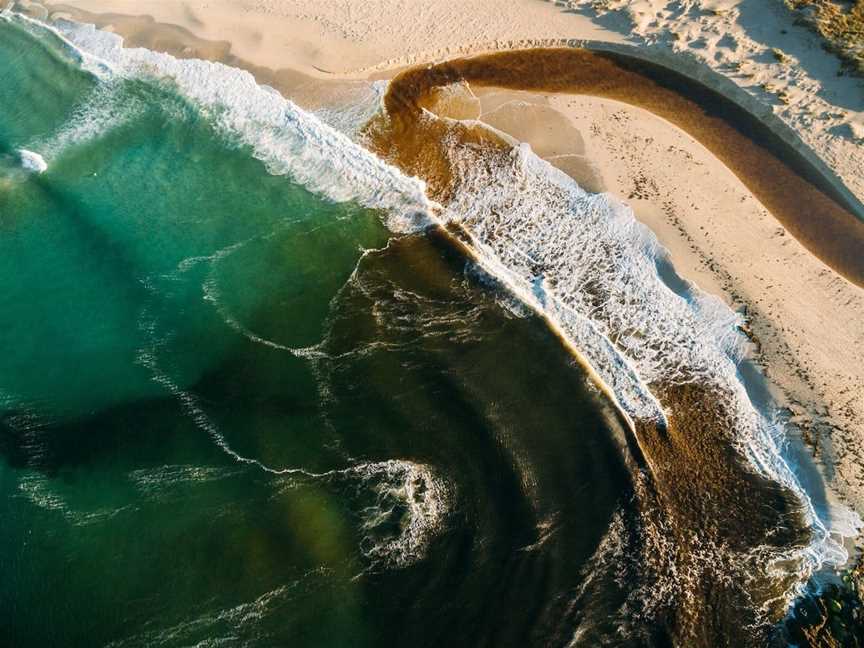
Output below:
[0,19,642,647]
[2,15,855,647]
[0,39,384,417]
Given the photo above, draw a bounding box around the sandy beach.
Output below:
[15,0,864,534]
[4,0,864,643]
[502,89,864,518]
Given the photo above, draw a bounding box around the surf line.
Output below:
[361,45,862,506]
[364,48,856,634]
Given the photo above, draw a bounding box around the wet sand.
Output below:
[10,1,862,644]
[377,48,864,287]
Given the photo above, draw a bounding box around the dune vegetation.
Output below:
[785,0,864,74]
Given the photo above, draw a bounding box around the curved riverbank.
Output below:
[377,47,864,288]
[361,47,864,535]
[8,5,857,644]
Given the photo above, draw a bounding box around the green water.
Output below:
[10,13,849,646]
[0,19,644,647]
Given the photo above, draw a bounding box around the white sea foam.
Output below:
[128,464,241,494]
[134,272,449,569]
[34,80,145,161]
[355,459,451,569]
[35,17,436,233]
[6,20,452,568]
[104,576,324,648]
[438,140,860,602]
[17,471,130,526]
[314,80,388,138]
[0,10,112,78]
[13,10,857,593]
[17,149,47,173]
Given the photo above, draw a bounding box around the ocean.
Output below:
[0,13,858,647]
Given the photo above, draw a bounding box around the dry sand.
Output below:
[11,0,864,521]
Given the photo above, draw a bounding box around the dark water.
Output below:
[2,228,642,647]
[0,17,654,647]
[2,14,858,648]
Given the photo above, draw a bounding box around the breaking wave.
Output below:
[437,138,859,603]
[17,149,47,173]
[33,80,146,162]
[18,14,435,233]
[8,9,859,619]
[314,80,389,138]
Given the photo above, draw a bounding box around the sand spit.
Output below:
[373,49,864,282]
[532,92,864,519]
[407,56,864,522]
[23,1,863,196]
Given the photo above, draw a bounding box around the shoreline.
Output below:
[13,0,864,534]
[462,84,864,526]
[372,48,864,286]
[29,2,864,229]
[367,54,845,637]
[32,1,864,209]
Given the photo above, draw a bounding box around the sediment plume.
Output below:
[363,47,855,645]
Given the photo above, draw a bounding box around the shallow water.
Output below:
[0,14,856,648]
[0,18,648,647]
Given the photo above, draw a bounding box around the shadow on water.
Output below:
[317,232,646,647]
[0,222,648,646]
[0,395,229,474]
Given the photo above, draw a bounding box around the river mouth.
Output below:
[367,46,864,288]
[1,15,859,646]
[361,46,860,645]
